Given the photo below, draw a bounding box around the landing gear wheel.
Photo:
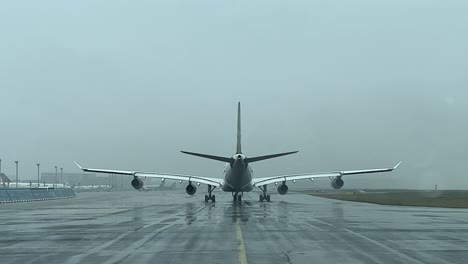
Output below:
[233,194,237,202]
[266,195,271,202]
[211,195,216,202]
[259,195,264,202]
[238,195,242,202]
[205,195,209,203]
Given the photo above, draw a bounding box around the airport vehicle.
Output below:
[75,103,401,203]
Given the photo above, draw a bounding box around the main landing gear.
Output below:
[205,185,216,203]
[259,185,271,202]
[259,194,270,202]
[232,192,242,203]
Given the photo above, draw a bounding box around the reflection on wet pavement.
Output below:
[1,191,468,264]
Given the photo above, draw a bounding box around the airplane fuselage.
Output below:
[221,154,253,193]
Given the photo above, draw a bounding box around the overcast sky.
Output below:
[1,1,467,189]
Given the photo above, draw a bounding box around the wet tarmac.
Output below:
[1,190,468,264]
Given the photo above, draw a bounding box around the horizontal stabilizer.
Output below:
[180,151,233,163]
[245,151,298,163]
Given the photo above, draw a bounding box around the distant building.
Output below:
[41,172,105,186]
[0,173,12,188]
[40,172,130,189]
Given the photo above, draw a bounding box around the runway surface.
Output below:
[1,190,468,264]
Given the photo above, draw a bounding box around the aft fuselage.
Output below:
[221,154,253,192]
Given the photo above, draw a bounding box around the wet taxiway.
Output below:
[1,190,468,264]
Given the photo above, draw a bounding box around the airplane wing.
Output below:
[252,161,402,186]
[74,162,223,187]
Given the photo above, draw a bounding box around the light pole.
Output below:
[37,163,40,188]
[54,166,58,189]
[60,167,63,188]
[15,161,19,188]
[0,158,2,174]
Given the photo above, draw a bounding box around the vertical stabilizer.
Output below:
[236,102,242,154]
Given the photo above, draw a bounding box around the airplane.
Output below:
[75,102,401,203]
[142,179,177,191]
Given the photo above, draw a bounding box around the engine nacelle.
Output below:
[131,177,144,190]
[185,183,197,195]
[277,184,289,195]
[331,177,344,189]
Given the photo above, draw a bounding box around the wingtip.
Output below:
[393,161,403,170]
[73,161,83,170]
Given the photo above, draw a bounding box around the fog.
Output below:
[1,1,467,189]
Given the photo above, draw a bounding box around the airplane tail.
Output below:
[158,179,165,188]
[180,150,298,164]
[235,102,298,163]
[237,102,242,154]
[180,102,242,163]
[180,102,298,164]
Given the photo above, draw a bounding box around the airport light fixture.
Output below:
[54,166,58,188]
[60,167,63,188]
[37,163,40,188]
[15,161,19,188]
[0,158,2,174]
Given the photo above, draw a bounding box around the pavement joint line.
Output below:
[302,219,387,264]
[101,222,178,264]
[102,204,211,264]
[236,220,248,264]
[64,207,192,264]
[343,228,428,264]
[306,215,431,264]
[382,237,456,264]
[65,203,210,264]
[303,215,431,264]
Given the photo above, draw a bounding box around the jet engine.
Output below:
[131,177,144,190]
[331,177,344,189]
[186,183,197,195]
[277,183,288,195]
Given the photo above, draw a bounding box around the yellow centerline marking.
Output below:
[236,221,248,264]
